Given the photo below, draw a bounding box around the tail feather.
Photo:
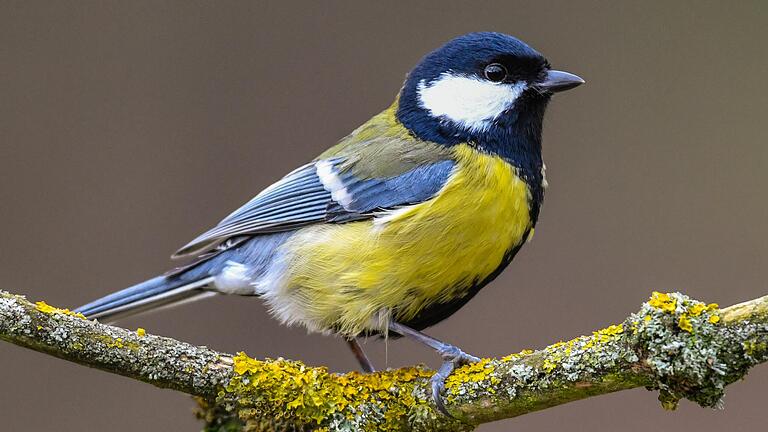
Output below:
[76,276,215,322]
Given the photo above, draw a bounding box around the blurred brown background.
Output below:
[1,1,767,431]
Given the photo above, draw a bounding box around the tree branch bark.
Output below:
[1,290,766,431]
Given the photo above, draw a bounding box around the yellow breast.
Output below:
[272,144,533,335]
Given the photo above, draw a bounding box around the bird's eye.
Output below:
[484,63,508,82]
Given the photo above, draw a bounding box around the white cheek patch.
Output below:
[417,73,527,132]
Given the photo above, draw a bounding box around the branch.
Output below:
[1,290,766,431]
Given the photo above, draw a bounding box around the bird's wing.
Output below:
[172,151,455,259]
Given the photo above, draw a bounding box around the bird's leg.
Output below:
[388,321,480,416]
[345,338,376,373]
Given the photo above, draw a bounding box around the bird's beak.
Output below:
[535,70,585,93]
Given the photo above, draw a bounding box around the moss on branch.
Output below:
[1,290,766,431]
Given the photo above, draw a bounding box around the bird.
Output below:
[75,32,583,414]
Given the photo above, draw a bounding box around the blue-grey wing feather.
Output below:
[328,160,454,222]
[173,158,455,258]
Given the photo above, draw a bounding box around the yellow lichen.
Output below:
[109,338,125,349]
[501,349,534,362]
[538,338,577,373]
[648,292,676,313]
[35,301,86,319]
[688,303,707,317]
[136,328,146,337]
[678,314,693,332]
[592,323,624,344]
[600,324,624,336]
[542,358,558,373]
[227,352,430,429]
[743,340,767,358]
[563,338,580,355]
[93,334,140,351]
[445,358,496,394]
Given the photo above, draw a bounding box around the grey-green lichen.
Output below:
[0,291,232,398]
[1,289,767,432]
[442,321,646,423]
[441,291,768,421]
[627,292,768,410]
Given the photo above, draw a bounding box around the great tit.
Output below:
[76,32,583,413]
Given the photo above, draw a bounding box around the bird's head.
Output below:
[397,32,583,146]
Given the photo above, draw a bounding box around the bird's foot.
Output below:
[430,344,481,416]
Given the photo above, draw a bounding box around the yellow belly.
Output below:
[270,144,533,335]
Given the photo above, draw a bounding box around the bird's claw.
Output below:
[430,346,481,416]
[437,344,481,364]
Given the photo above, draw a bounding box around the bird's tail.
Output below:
[75,275,216,322]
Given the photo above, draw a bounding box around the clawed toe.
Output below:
[430,349,480,416]
[437,345,480,364]
[385,322,480,416]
